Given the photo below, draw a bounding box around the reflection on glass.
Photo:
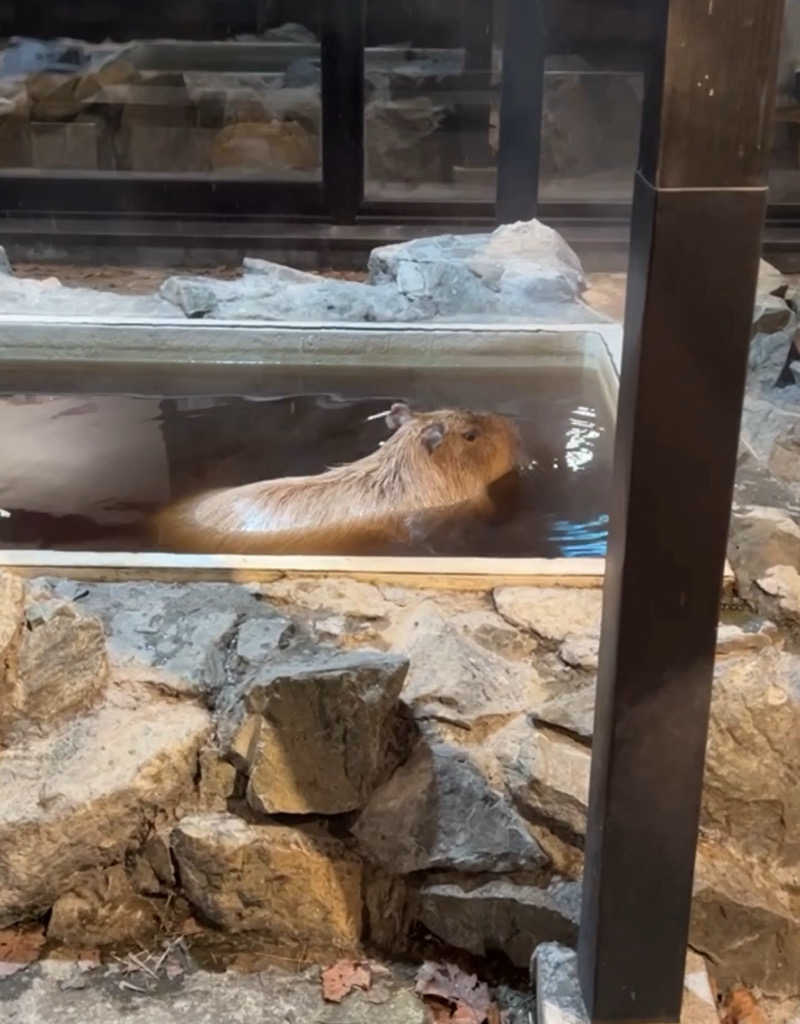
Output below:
[771,2,800,202]
[363,1,642,205]
[0,15,321,179]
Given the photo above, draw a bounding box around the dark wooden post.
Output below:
[321,0,365,223]
[459,0,494,168]
[578,1,784,1022]
[496,0,545,223]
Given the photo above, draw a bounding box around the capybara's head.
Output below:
[385,402,521,488]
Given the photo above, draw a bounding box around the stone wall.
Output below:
[0,568,798,1001]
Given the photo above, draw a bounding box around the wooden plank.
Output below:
[0,549,735,592]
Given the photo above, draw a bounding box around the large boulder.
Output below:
[230,649,409,814]
[353,738,546,874]
[170,813,362,949]
[367,220,598,321]
[0,687,211,926]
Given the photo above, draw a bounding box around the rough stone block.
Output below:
[171,813,362,949]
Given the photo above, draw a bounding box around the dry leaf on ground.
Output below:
[322,960,372,1003]
[722,986,769,1024]
[415,962,495,1024]
[0,927,46,978]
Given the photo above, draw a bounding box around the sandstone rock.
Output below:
[260,577,394,620]
[769,421,800,484]
[47,864,162,947]
[419,878,580,968]
[494,586,602,643]
[74,57,140,102]
[449,608,536,661]
[353,739,546,874]
[491,716,590,837]
[757,259,788,299]
[3,590,107,738]
[702,646,800,869]
[757,565,800,618]
[533,683,595,739]
[0,689,210,926]
[692,839,800,1000]
[391,602,543,727]
[196,747,238,810]
[211,119,318,173]
[715,620,778,655]
[171,813,362,949]
[557,633,600,670]
[234,649,409,814]
[27,70,81,120]
[728,506,800,602]
[0,570,23,681]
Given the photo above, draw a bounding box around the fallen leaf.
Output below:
[180,917,203,936]
[0,927,46,978]
[322,960,372,1003]
[722,986,768,1024]
[415,962,493,1024]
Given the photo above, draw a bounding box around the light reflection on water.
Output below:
[564,404,603,473]
[550,514,610,558]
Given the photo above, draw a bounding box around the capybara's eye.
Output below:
[464,431,478,442]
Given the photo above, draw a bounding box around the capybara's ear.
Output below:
[421,421,445,452]
[386,402,413,430]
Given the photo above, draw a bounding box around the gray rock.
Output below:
[1,961,427,1024]
[353,738,546,874]
[0,269,179,318]
[263,22,318,43]
[533,944,719,1024]
[368,220,602,322]
[171,812,362,948]
[419,878,581,968]
[45,579,293,703]
[0,245,12,274]
[233,649,409,814]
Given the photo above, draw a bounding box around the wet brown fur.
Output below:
[154,405,521,555]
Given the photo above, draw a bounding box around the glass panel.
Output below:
[363,2,498,201]
[0,5,322,179]
[538,59,641,204]
[362,4,642,205]
[771,2,800,202]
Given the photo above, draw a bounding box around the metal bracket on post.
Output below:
[577,2,784,1021]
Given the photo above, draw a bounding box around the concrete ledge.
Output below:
[532,944,719,1024]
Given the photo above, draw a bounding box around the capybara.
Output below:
[155,402,521,555]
